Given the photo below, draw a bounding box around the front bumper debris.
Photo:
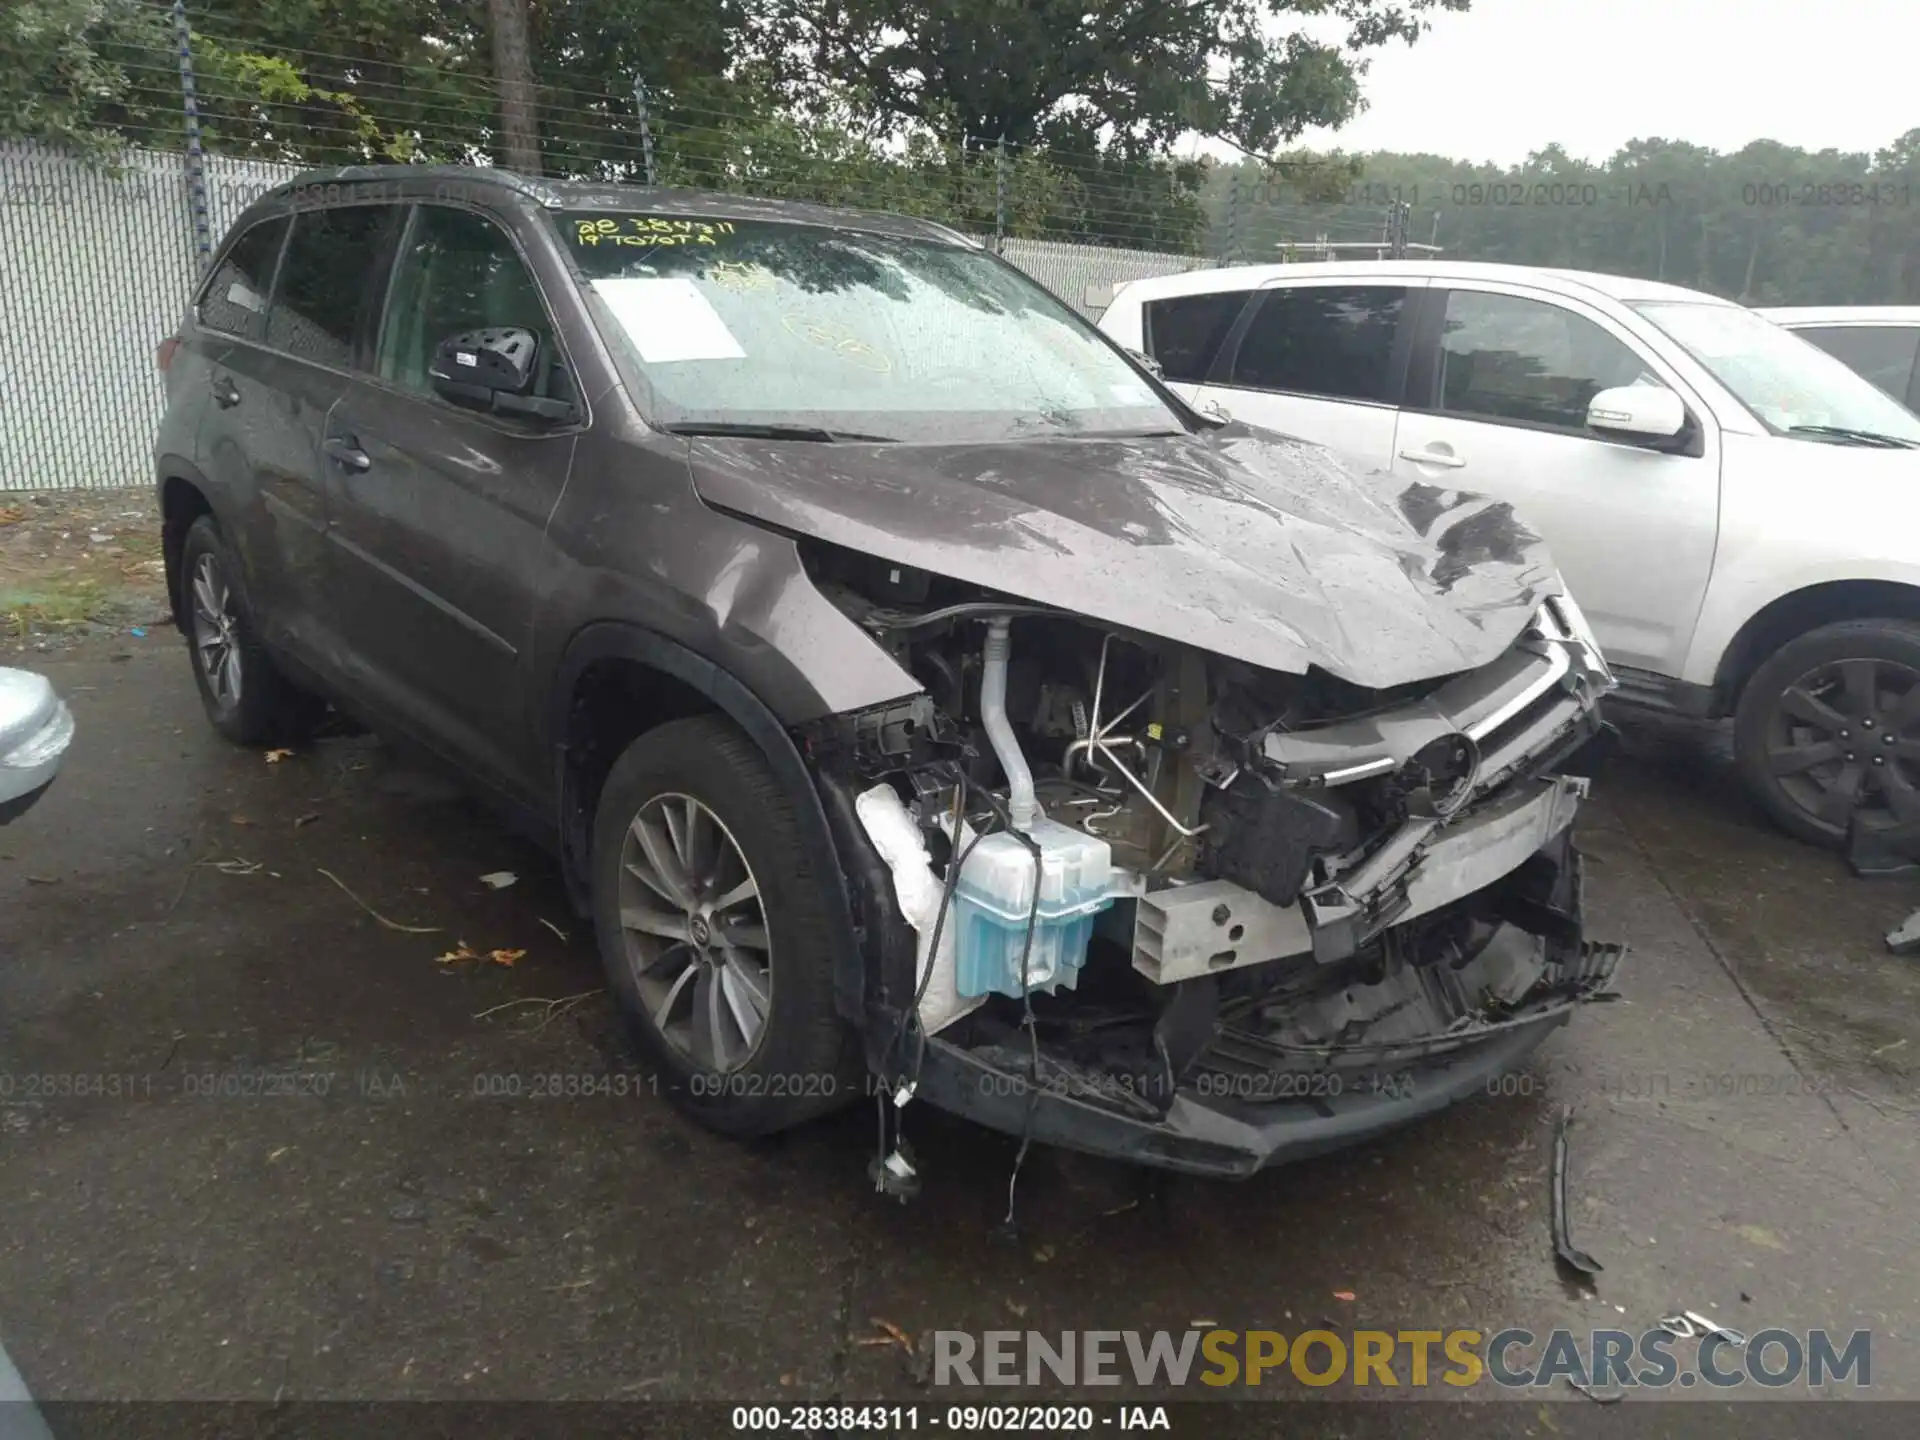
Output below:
[915,787,1622,1176]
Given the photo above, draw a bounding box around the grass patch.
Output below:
[0,578,116,635]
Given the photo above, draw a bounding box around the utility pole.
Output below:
[1220,174,1241,266]
[632,77,657,186]
[172,0,212,272]
[994,136,1008,255]
[487,0,542,175]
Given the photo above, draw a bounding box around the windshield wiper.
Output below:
[662,421,899,443]
[1787,424,1917,450]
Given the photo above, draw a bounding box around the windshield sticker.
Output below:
[778,311,893,373]
[592,277,746,363]
[226,282,265,314]
[574,216,736,247]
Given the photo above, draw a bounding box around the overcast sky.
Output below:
[1231,0,1920,165]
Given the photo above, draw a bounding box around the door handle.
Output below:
[322,435,371,472]
[1398,448,1466,469]
[211,376,241,409]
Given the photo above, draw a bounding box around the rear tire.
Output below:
[590,715,861,1136]
[1733,618,1920,848]
[179,515,324,746]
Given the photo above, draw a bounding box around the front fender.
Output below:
[548,622,870,1029]
[1682,557,1920,689]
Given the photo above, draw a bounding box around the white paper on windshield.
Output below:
[591,277,745,363]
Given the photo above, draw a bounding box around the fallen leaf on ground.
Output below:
[867,1318,913,1353]
[267,1146,292,1163]
[294,813,321,828]
[1032,1244,1055,1263]
[1333,1290,1356,1302]
[437,943,525,969]
[230,814,253,826]
[479,871,517,890]
[265,748,294,764]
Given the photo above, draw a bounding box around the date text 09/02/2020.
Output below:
[731,1406,1171,1433]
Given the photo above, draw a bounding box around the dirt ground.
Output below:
[0,487,171,656]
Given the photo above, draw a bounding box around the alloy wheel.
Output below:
[1765,657,1920,833]
[616,792,773,1072]
[190,553,243,708]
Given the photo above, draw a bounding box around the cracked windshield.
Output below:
[561,213,1179,441]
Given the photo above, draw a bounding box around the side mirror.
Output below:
[428,327,573,421]
[1587,385,1685,440]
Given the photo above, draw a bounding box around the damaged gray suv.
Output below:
[155,168,1619,1176]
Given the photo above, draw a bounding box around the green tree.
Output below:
[746,0,1468,159]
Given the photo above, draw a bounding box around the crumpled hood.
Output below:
[686,423,1563,689]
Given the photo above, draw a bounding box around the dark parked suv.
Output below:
[155,166,1619,1177]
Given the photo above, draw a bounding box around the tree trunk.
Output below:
[488,0,542,175]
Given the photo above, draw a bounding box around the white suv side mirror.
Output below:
[1587,385,1686,439]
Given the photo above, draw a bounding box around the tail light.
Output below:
[156,336,180,373]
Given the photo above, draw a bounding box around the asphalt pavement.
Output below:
[3,635,1917,1433]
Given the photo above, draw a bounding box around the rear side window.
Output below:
[266,205,396,369]
[1794,324,1920,404]
[1143,291,1252,383]
[1433,290,1661,432]
[198,217,287,340]
[1227,286,1408,403]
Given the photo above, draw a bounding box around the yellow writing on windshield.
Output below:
[709,260,775,293]
[779,311,893,373]
[574,216,738,247]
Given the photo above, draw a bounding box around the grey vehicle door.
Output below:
[323,202,581,802]
[221,204,396,670]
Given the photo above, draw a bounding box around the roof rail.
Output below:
[264,163,562,207]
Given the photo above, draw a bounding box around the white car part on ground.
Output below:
[0,669,74,814]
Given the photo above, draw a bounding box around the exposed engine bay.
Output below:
[798,540,1623,1175]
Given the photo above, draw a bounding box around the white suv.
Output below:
[1100,261,1920,852]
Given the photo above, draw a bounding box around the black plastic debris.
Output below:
[1847,813,1920,879]
[1552,1105,1603,1278]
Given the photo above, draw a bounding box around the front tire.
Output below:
[178,515,323,746]
[590,715,860,1136]
[1733,618,1920,848]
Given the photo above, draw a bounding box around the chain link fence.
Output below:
[0,141,299,492]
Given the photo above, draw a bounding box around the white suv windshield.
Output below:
[559,211,1181,442]
[1635,301,1920,446]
